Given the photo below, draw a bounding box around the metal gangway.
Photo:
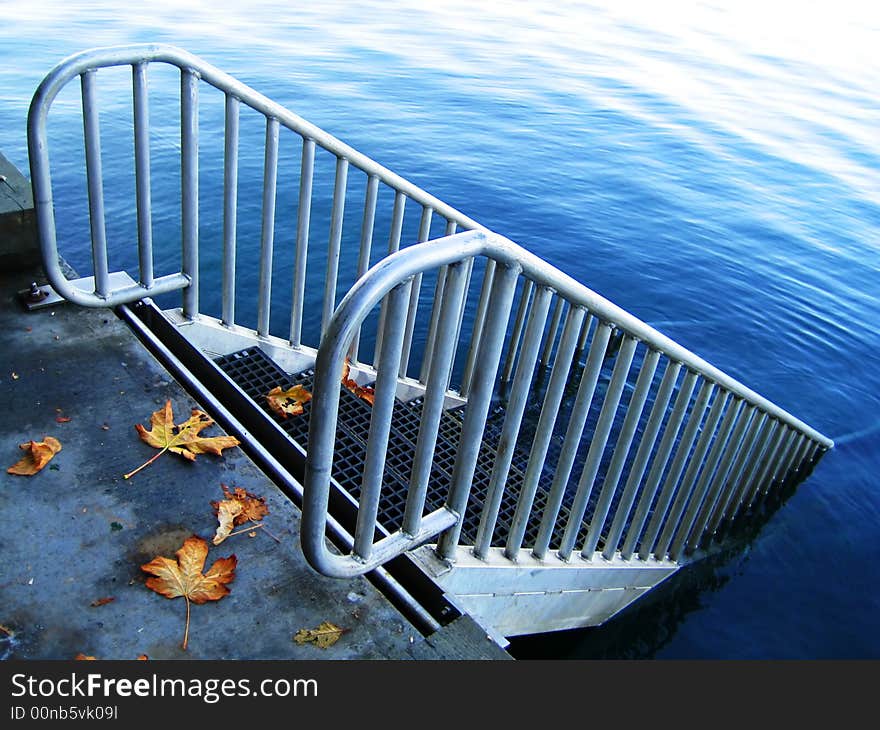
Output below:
[27,45,832,639]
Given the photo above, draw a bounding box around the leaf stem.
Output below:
[226,523,264,539]
[123,446,168,480]
[182,596,191,651]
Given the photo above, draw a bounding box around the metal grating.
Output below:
[215,347,592,549]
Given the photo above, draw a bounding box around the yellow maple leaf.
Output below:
[7,436,62,476]
[293,621,346,649]
[265,384,312,419]
[124,400,239,479]
[141,535,236,650]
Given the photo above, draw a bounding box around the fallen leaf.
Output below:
[75,653,96,661]
[141,535,236,650]
[341,358,375,406]
[55,415,72,423]
[0,624,14,638]
[212,499,243,546]
[211,486,269,545]
[293,621,346,649]
[124,400,240,479]
[265,384,311,419]
[90,597,115,608]
[7,436,62,476]
[137,654,149,660]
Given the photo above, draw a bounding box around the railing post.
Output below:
[437,262,519,561]
[132,62,154,290]
[257,117,279,338]
[221,93,240,326]
[80,70,110,299]
[353,280,411,560]
[180,68,199,319]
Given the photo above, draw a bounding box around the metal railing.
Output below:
[28,43,481,362]
[302,229,832,577]
[28,45,833,581]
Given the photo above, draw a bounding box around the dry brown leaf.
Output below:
[55,415,72,423]
[7,436,62,476]
[90,596,115,608]
[212,499,243,546]
[293,621,346,649]
[75,653,96,660]
[341,358,375,406]
[211,485,269,545]
[141,535,237,650]
[137,654,149,660]
[265,384,312,419]
[124,400,240,479]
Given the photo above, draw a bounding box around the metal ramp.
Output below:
[26,44,833,640]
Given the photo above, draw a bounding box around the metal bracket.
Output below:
[18,271,138,311]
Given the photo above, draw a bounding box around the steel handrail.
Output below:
[302,229,833,577]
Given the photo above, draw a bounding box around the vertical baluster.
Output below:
[132,62,153,289]
[766,428,798,492]
[221,93,239,326]
[399,205,433,377]
[500,280,534,386]
[557,335,638,561]
[180,69,199,318]
[539,297,565,368]
[729,417,780,518]
[290,137,315,347]
[788,434,813,478]
[474,285,553,559]
[350,174,379,363]
[321,156,349,337]
[372,191,407,365]
[256,117,279,337]
[80,70,110,299]
[671,397,745,560]
[402,262,469,536]
[655,389,730,560]
[572,314,592,365]
[582,346,661,559]
[459,260,497,397]
[745,423,788,507]
[705,405,759,536]
[505,305,586,559]
[621,368,696,560]
[419,266,448,382]
[604,360,681,560]
[437,264,520,560]
[419,220,461,383]
[353,281,411,560]
[638,379,714,561]
[532,321,613,559]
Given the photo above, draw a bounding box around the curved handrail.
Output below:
[27,43,484,308]
[302,229,833,577]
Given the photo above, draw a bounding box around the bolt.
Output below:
[26,282,48,304]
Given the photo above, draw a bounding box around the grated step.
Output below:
[214,347,591,550]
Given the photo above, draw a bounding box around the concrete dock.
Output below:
[0,152,509,660]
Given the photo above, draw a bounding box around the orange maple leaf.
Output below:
[211,485,269,545]
[124,400,240,479]
[7,436,62,476]
[141,535,236,650]
[265,384,312,419]
[341,358,375,406]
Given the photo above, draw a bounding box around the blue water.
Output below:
[2,1,878,658]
